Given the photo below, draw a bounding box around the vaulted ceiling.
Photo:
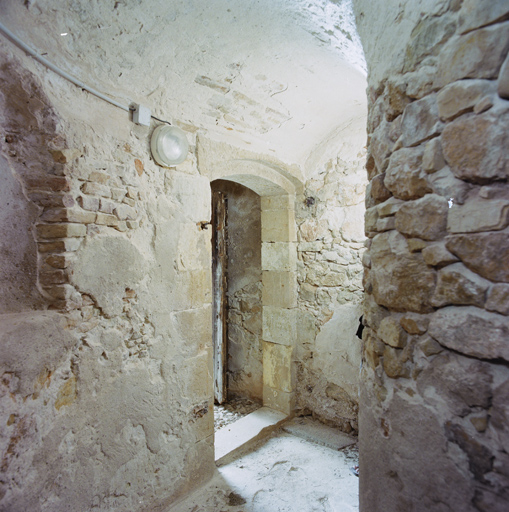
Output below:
[1,0,367,168]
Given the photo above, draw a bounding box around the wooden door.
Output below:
[212,190,228,404]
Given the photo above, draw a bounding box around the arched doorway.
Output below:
[199,139,302,416]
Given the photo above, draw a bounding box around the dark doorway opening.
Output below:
[211,180,263,426]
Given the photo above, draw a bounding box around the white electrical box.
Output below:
[133,104,151,126]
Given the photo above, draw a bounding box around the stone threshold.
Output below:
[282,416,357,451]
[214,407,288,464]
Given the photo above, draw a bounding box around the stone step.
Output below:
[214,407,287,464]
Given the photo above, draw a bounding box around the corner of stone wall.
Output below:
[294,142,367,434]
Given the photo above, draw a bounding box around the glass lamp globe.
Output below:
[150,125,189,167]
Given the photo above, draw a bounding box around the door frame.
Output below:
[201,147,302,415]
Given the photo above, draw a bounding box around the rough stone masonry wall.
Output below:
[295,139,367,434]
[0,46,214,511]
[354,0,509,510]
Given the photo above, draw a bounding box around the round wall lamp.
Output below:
[150,125,189,167]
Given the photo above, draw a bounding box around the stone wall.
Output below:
[353,0,509,510]
[295,130,367,433]
[0,45,214,511]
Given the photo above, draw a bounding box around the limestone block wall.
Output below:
[295,140,367,434]
[354,0,509,510]
[0,45,214,511]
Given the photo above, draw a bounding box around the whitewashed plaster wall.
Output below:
[0,41,215,511]
[0,38,311,511]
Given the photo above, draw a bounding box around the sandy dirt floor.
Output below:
[169,425,359,512]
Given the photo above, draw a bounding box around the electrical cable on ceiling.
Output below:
[0,21,172,125]
[150,114,172,125]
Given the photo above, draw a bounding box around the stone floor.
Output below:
[170,417,359,512]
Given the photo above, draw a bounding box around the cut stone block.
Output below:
[377,316,408,348]
[40,208,96,224]
[486,284,509,316]
[422,242,459,267]
[458,0,509,34]
[78,195,100,211]
[448,198,509,233]
[262,306,296,346]
[262,242,297,271]
[262,271,297,308]
[25,176,71,192]
[81,181,111,198]
[429,306,509,362]
[376,217,395,232]
[263,341,294,392]
[400,94,443,147]
[395,194,448,241]
[261,208,296,242]
[36,223,87,239]
[436,22,509,87]
[261,195,293,211]
[371,173,392,202]
[427,167,471,205]
[400,313,429,335]
[377,197,404,218]
[262,385,295,415]
[37,239,82,253]
[441,106,509,183]
[437,79,496,121]
[422,138,446,174]
[446,232,509,282]
[370,230,436,313]
[385,147,431,200]
[431,263,490,308]
[383,345,411,379]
